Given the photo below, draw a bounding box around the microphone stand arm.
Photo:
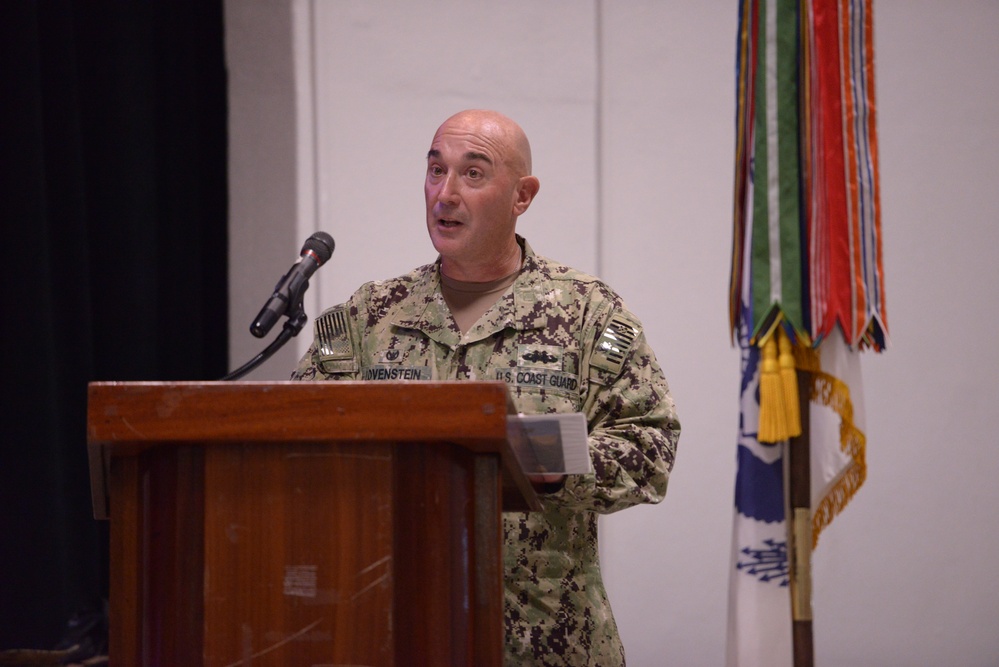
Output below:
[221,285,311,381]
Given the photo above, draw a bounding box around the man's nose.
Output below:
[437,173,460,204]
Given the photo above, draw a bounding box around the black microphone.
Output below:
[250,231,335,338]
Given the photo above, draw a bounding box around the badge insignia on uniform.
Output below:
[592,313,640,375]
[379,349,402,363]
[524,350,558,364]
[316,307,354,361]
[502,344,578,395]
[518,344,563,370]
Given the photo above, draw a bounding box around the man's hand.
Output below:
[527,473,566,494]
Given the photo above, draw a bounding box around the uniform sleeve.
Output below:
[549,304,680,514]
[289,341,325,381]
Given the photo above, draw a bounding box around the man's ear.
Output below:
[513,176,540,215]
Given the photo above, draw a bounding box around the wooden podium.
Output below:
[87,381,539,666]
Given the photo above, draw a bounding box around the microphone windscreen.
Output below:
[304,232,335,264]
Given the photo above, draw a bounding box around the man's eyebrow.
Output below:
[464,151,493,164]
[425,149,493,165]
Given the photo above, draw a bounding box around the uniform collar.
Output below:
[393,235,551,347]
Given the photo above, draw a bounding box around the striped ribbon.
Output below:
[752,0,806,342]
[730,0,888,351]
[805,0,888,349]
[729,0,756,343]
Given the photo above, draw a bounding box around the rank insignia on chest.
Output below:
[517,344,563,370]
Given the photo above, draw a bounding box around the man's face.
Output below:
[424,117,523,277]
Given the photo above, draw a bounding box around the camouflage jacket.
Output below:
[292,237,680,666]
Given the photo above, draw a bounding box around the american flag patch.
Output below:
[316,307,353,360]
[592,313,639,375]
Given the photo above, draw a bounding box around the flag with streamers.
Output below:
[727,0,886,665]
[730,0,888,353]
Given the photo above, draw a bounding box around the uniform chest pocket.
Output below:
[492,365,582,412]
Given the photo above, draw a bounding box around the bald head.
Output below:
[424,109,541,281]
[433,110,534,177]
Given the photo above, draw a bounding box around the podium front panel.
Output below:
[108,440,502,666]
[202,441,393,665]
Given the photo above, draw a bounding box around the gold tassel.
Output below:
[778,328,802,438]
[757,333,788,443]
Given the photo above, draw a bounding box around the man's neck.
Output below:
[441,241,523,282]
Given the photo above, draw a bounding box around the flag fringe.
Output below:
[804,362,867,549]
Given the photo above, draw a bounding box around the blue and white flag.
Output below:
[725,315,793,667]
[726,323,867,667]
[727,2,876,662]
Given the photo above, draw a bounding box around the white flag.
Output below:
[726,330,793,667]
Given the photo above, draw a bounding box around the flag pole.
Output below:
[786,369,813,667]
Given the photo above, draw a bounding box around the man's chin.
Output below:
[428,230,460,255]
[429,222,466,244]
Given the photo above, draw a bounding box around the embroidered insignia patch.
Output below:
[518,344,563,370]
[591,313,640,375]
[379,349,403,364]
[316,307,353,360]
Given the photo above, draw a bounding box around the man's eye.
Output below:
[429,165,444,177]
[467,168,482,178]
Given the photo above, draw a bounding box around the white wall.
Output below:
[226,1,999,665]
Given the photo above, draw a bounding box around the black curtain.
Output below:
[0,1,228,649]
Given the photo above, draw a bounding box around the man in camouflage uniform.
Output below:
[292,110,679,666]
